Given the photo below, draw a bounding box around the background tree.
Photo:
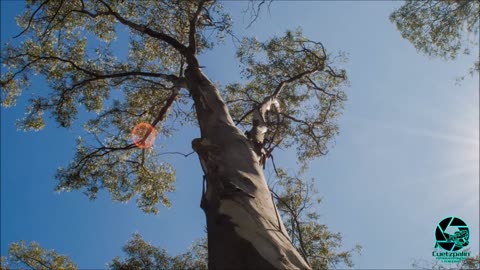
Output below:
[411,252,480,270]
[1,1,351,269]
[271,170,361,269]
[109,234,208,270]
[0,236,206,270]
[1,170,361,270]
[390,0,480,75]
[0,241,77,270]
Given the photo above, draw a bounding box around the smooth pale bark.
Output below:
[185,65,310,270]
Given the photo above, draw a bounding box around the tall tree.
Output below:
[390,0,480,74]
[1,1,348,269]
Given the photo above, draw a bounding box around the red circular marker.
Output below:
[131,122,157,149]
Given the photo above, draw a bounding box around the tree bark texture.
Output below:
[185,66,310,270]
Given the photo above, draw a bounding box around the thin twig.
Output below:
[158,151,195,157]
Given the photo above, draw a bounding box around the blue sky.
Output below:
[1,1,478,269]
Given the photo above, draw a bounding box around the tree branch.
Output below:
[158,151,195,157]
[247,68,319,160]
[40,0,65,40]
[13,250,53,270]
[92,0,189,55]
[270,189,310,265]
[13,0,51,38]
[72,89,179,172]
[188,0,207,55]
[69,71,186,91]
[4,52,187,99]
[150,90,179,127]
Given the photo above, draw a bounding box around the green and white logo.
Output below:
[432,216,470,264]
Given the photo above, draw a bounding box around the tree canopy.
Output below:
[390,0,479,73]
[1,0,346,214]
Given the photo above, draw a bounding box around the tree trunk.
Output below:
[185,65,310,270]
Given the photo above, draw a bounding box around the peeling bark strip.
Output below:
[186,65,310,270]
[250,96,281,161]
